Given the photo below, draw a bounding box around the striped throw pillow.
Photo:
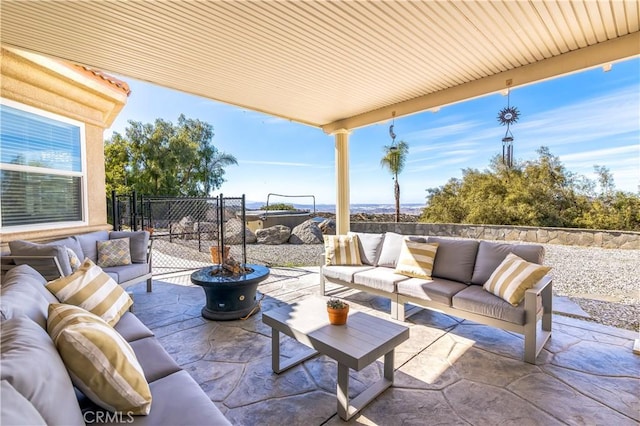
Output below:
[97,238,132,267]
[47,304,152,415]
[394,239,439,279]
[483,253,551,306]
[46,258,132,326]
[324,235,362,266]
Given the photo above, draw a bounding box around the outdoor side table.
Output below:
[262,297,410,420]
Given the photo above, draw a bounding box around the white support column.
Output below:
[333,129,351,235]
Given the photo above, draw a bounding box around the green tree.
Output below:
[380,141,409,222]
[104,115,237,196]
[420,147,640,231]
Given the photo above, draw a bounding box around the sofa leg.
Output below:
[146,278,153,292]
[392,298,405,321]
[319,273,326,296]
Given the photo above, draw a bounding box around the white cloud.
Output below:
[560,145,639,162]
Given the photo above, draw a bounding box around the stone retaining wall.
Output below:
[350,222,640,250]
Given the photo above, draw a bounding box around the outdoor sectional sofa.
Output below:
[0,264,230,425]
[3,230,154,292]
[320,232,553,364]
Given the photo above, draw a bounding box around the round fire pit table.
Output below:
[190,264,270,320]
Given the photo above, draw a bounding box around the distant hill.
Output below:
[245,201,424,216]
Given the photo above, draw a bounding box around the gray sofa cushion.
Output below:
[129,337,182,383]
[111,231,150,264]
[377,232,427,267]
[0,265,58,329]
[397,277,468,306]
[100,370,231,426]
[8,240,73,277]
[348,231,384,265]
[452,285,527,325]
[1,380,47,426]
[52,236,85,262]
[322,265,375,283]
[471,241,545,285]
[114,311,155,342]
[0,316,84,425]
[75,230,110,263]
[104,263,151,284]
[428,237,479,284]
[353,266,410,293]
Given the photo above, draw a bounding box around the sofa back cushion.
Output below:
[53,237,86,263]
[0,316,84,425]
[377,232,427,267]
[471,241,545,285]
[75,230,110,263]
[8,240,72,277]
[1,380,47,426]
[428,237,479,284]
[0,265,58,329]
[348,232,384,266]
[110,231,150,264]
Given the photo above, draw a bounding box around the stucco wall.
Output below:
[0,46,127,244]
[350,222,640,250]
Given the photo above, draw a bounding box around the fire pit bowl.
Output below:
[190,264,270,320]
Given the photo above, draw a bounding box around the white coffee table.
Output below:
[262,297,410,420]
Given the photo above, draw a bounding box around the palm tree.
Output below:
[380,141,409,222]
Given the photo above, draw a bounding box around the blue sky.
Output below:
[106,57,639,205]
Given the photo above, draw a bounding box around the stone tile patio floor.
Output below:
[129,267,639,426]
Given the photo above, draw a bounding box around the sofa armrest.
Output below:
[525,274,553,296]
[524,274,553,323]
[146,238,154,272]
[523,274,553,363]
[0,255,64,281]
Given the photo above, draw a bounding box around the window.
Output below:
[0,100,87,230]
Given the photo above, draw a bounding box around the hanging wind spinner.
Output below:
[497,89,520,168]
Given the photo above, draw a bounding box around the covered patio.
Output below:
[2,1,639,234]
[1,3,638,424]
[128,268,639,425]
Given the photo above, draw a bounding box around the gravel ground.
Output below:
[246,242,639,332]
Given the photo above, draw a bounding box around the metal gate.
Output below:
[107,193,247,276]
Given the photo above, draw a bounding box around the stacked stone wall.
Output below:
[350,222,640,250]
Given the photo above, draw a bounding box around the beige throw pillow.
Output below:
[47,304,152,415]
[394,240,439,279]
[483,253,551,306]
[66,247,82,272]
[97,238,132,268]
[324,235,362,266]
[46,258,132,326]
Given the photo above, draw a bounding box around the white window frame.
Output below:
[0,98,88,232]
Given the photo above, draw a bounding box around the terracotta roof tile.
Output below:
[75,65,131,96]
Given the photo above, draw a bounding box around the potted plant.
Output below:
[326,298,349,325]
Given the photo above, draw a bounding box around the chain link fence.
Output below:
[108,194,250,277]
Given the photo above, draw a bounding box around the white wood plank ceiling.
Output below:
[1,1,638,132]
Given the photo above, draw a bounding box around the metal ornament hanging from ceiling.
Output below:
[389,111,397,151]
[497,89,520,168]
